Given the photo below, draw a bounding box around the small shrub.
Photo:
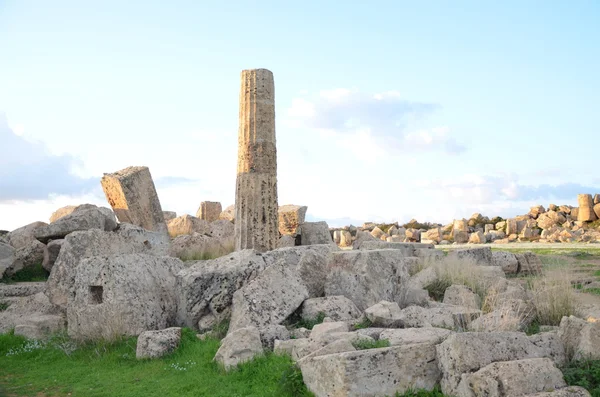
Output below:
[352,339,390,350]
[530,268,577,326]
[525,320,541,336]
[0,263,49,284]
[425,278,453,301]
[396,388,448,397]
[427,256,494,301]
[211,319,230,340]
[279,364,313,396]
[0,302,8,311]
[352,318,372,330]
[296,312,326,330]
[562,359,600,396]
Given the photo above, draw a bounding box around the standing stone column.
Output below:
[234,69,279,252]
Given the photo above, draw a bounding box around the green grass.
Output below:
[562,359,600,397]
[0,328,313,397]
[593,270,600,278]
[524,320,541,335]
[424,279,452,301]
[584,288,600,296]
[285,312,326,330]
[0,302,8,311]
[352,339,391,350]
[352,318,372,330]
[0,263,49,284]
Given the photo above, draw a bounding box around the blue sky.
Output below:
[1,1,598,230]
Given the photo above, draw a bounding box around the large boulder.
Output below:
[352,230,376,249]
[219,205,235,222]
[437,332,545,396]
[175,250,267,330]
[447,247,492,265]
[491,251,519,274]
[364,300,404,327]
[42,239,64,272]
[34,207,117,243]
[299,221,335,245]
[558,315,600,361]
[300,343,441,397]
[46,228,166,309]
[214,326,263,370]
[136,327,181,359]
[67,253,183,340]
[167,215,209,237]
[324,250,410,311]
[301,296,362,322]
[380,327,453,346]
[0,292,64,335]
[443,285,481,310]
[538,211,567,230]
[10,240,46,275]
[13,314,66,340]
[516,252,543,275]
[208,220,234,240]
[278,205,308,236]
[6,221,48,249]
[196,201,222,223]
[228,260,309,332]
[456,358,566,397]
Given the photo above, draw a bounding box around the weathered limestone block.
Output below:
[101,166,167,234]
[492,251,519,274]
[42,239,64,272]
[301,296,362,322]
[425,227,443,243]
[169,233,224,260]
[214,326,263,370]
[468,231,485,244]
[278,205,307,236]
[0,281,46,298]
[162,211,177,222]
[234,69,279,252]
[380,327,453,346]
[136,327,181,359]
[516,252,543,275]
[277,235,295,248]
[538,210,567,229]
[196,201,222,223]
[46,228,164,308]
[67,254,183,340]
[11,239,46,275]
[456,358,566,397]
[219,205,235,222]
[300,343,441,397]
[443,285,481,310]
[370,226,386,239]
[364,300,404,328]
[34,207,117,243]
[259,324,290,350]
[228,260,309,332]
[558,315,600,361]
[175,250,267,330]
[0,292,63,334]
[339,230,352,247]
[6,221,48,249]
[167,215,209,237]
[299,221,335,245]
[525,386,591,396]
[324,250,410,311]
[447,247,493,265]
[529,331,567,366]
[578,194,598,222]
[13,314,66,340]
[398,304,481,329]
[436,332,544,396]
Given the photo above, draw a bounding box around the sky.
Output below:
[0,0,599,231]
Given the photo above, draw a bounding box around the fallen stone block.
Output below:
[136,327,181,359]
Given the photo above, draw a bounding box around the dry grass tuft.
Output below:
[178,239,235,262]
[530,267,577,326]
[428,256,496,300]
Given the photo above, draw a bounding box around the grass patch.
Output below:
[352,339,390,350]
[284,312,326,330]
[530,268,577,326]
[593,270,600,278]
[562,359,600,397]
[177,241,235,262]
[352,318,372,330]
[524,320,541,335]
[0,263,49,284]
[0,328,313,397]
[425,279,453,301]
[584,288,600,296]
[0,302,8,311]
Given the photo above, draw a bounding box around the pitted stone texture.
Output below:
[101,166,167,234]
[219,205,235,222]
[0,292,63,334]
[162,211,177,222]
[492,251,519,274]
[277,235,296,248]
[196,201,222,223]
[46,228,164,309]
[167,215,209,237]
[6,221,48,249]
[229,260,309,332]
[278,205,307,236]
[0,282,46,298]
[398,304,480,329]
[380,327,453,346]
[443,285,481,310]
[324,249,410,311]
[136,327,181,359]
[42,239,64,271]
[558,315,600,361]
[67,253,183,340]
[437,332,545,396]
[301,296,362,322]
[447,247,492,265]
[516,252,543,275]
[234,69,279,253]
[259,324,290,350]
[299,221,335,246]
[456,358,566,397]
[525,387,592,396]
[214,326,263,370]
[358,241,434,257]
[175,249,266,330]
[34,207,117,243]
[529,331,567,366]
[5,240,46,277]
[13,314,66,340]
[364,301,404,328]
[300,343,441,397]
[208,220,234,239]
